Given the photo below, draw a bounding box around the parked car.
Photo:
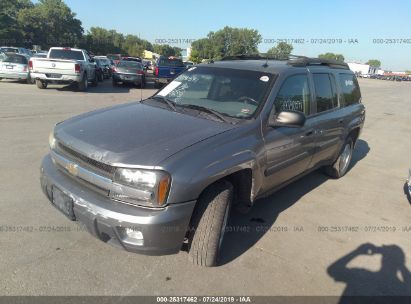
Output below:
[29,47,98,91]
[93,58,105,82]
[112,60,145,87]
[32,52,48,58]
[107,54,122,65]
[94,56,113,78]
[154,56,186,88]
[0,52,33,83]
[0,46,32,57]
[40,55,365,267]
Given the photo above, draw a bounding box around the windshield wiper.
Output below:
[178,104,229,123]
[151,95,177,111]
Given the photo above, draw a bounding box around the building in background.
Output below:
[347,62,381,76]
[143,50,160,60]
[181,47,191,61]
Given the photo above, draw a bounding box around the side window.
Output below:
[313,73,337,113]
[339,74,361,106]
[274,74,311,115]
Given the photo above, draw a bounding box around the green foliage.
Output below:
[318,52,345,62]
[17,0,83,48]
[191,26,261,62]
[153,44,182,57]
[266,42,293,59]
[366,59,381,67]
[0,0,33,46]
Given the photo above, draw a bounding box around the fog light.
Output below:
[123,227,144,246]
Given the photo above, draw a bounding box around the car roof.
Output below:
[197,55,351,75]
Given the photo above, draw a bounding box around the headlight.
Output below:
[49,131,56,150]
[110,168,171,208]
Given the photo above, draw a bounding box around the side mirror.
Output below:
[89,58,95,63]
[269,110,306,128]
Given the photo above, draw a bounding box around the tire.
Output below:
[324,137,354,178]
[77,74,88,91]
[188,180,233,267]
[36,79,47,89]
[99,72,104,82]
[91,72,98,87]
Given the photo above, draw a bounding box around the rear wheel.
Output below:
[77,74,88,91]
[36,79,47,89]
[324,137,354,178]
[188,180,233,267]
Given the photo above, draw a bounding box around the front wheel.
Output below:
[188,180,233,267]
[36,79,47,89]
[324,137,354,178]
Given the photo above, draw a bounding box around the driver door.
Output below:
[261,74,317,192]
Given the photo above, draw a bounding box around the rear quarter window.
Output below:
[158,58,184,67]
[339,73,361,106]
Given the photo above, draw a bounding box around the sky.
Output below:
[52,0,411,70]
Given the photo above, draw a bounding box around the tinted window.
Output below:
[118,61,142,69]
[313,73,337,113]
[275,75,311,115]
[158,58,184,67]
[1,47,18,53]
[107,54,121,60]
[339,74,361,106]
[2,54,27,64]
[49,49,84,60]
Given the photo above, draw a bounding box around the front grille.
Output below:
[56,142,116,178]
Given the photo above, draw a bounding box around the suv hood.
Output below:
[55,102,235,167]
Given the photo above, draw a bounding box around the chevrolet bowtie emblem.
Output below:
[65,163,79,176]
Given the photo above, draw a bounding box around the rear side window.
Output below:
[339,74,361,106]
[3,54,27,64]
[274,74,311,115]
[313,73,337,113]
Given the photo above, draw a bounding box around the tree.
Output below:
[0,0,33,46]
[366,59,381,67]
[17,0,83,48]
[190,27,261,61]
[318,52,345,62]
[153,44,181,57]
[266,42,293,59]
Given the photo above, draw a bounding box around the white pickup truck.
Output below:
[29,47,98,91]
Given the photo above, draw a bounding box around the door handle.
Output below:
[305,129,314,136]
[338,119,344,124]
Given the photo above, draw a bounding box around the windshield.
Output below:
[0,47,18,53]
[49,49,84,60]
[154,66,275,119]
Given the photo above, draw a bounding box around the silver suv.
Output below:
[40,55,365,267]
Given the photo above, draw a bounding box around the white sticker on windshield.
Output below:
[157,81,182,96]
[260,76,269,82]
[188,67,197,72]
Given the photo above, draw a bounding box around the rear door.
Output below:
[309,71,346,167]
[262,73,317,191]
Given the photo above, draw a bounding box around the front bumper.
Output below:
[40,155,196,255]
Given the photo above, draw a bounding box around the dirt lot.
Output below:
[0,78,410,297]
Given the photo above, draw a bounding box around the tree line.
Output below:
[0,0,181,57]
[0,0,381,66]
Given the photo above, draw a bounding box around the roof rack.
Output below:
[220,53,349,69]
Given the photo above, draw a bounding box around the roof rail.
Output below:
[287,56,349,69]
[220,53,349,69]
